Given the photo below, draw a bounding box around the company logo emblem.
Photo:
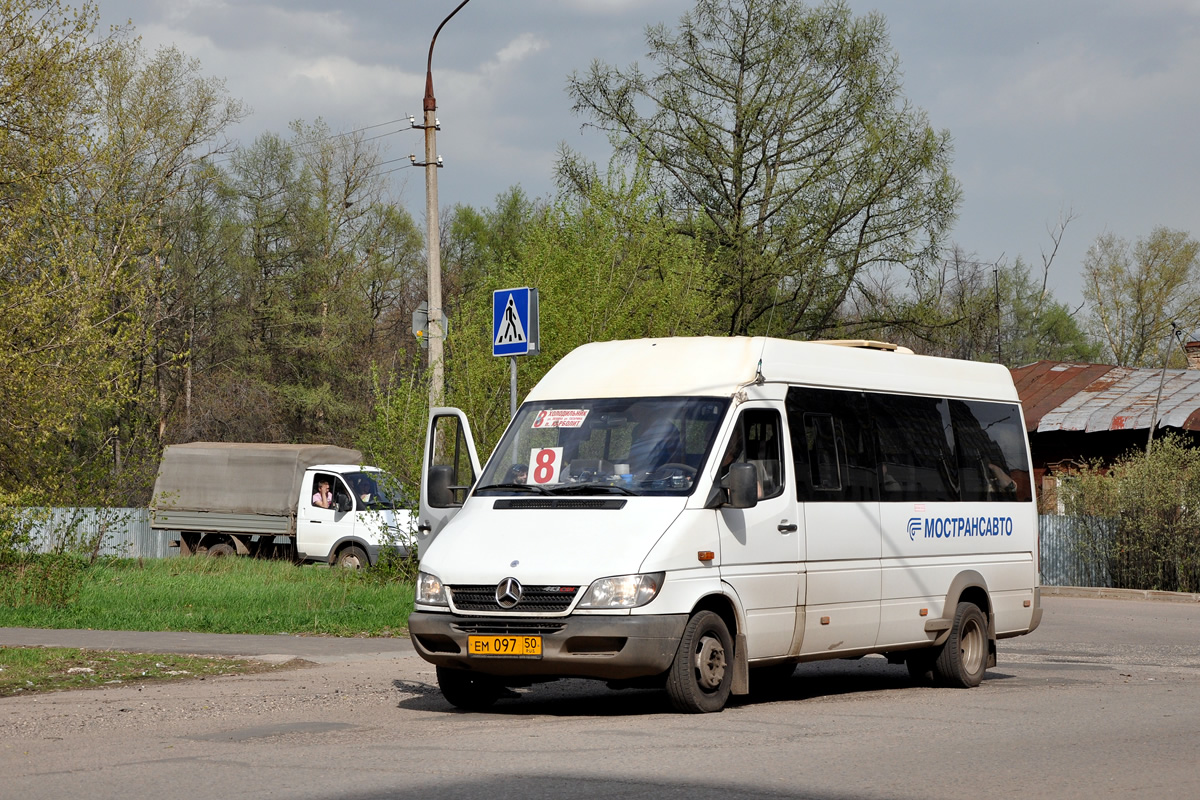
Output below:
[495,577,523,608]
[908,517,922,541]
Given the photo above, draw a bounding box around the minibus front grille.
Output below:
[492,498,627,510]
[451,620,567,636]
[450,584,578,612]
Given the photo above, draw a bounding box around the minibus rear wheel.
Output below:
[436,667,502,710]
[933,601,988,688]
[666,610,733,713]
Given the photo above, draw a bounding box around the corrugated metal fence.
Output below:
[19,508,1111,587]
[1038,515,1112,588]
[20,508,175,559]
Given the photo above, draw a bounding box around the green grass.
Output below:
[0,646,291,697]
[0,557,414,636]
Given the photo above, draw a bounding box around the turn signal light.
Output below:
[919,608,929,616]
[697,550,715,562]
[820,616,830,625]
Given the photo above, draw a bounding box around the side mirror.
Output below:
[428,464,457,508]
[725,463,759,509]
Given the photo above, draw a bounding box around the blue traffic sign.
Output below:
[493,287,540,357]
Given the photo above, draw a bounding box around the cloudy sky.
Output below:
[99,0,1200,311]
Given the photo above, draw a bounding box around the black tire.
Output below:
[933,601,989,688]
[436,667,501,711]
[335,545,369,569]
[206,542,236,558]
[665,610,734,713]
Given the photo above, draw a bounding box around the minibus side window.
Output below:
[805,414,841,492]
[950,400,1032,503]
[720,409,784,499]
[428,415,477,506]
[871,395,958,503]
[786,387,877,502]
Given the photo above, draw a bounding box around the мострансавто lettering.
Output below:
[921,516,1014,539]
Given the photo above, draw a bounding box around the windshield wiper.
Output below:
[474,482,552,495]
[549,483,637,497]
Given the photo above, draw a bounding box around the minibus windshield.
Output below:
[475,397,729,497]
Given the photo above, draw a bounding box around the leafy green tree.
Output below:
[167,121,426,450]
[81,41,245,487]
[565,0,960,337]
[363,173,715,483]
[847,214,1099,365]
[1083,227,1200,367]
[0,0,126,502]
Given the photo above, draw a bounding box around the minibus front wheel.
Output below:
[666,610,734,713]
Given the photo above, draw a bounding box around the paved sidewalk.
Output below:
[1041,585,1200,603]
[0,627,415,663]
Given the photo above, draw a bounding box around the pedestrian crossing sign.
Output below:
[493,287,539,357]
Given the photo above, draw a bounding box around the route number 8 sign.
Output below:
[528,447,563,485]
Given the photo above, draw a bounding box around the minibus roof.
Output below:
[525,337,1018,403]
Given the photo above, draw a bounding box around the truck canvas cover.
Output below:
[151,443,363,517]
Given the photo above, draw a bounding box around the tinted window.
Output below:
[950,400,1032,502]
[872,394,959,503]
[786,388,877,502]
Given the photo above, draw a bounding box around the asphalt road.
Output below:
[2,594,1198,800]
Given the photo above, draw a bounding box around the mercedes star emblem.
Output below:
[495,577,523,609]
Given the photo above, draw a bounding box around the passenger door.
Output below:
[715,405,802,659]
[297,471,356,560]
[786,388,883,654]
[417,408,482,553]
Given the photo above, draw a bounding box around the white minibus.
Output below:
[410,337,1043,712]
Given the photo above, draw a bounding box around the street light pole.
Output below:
[421,0,472,410]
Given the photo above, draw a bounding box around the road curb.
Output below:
[1041,585,1200,603]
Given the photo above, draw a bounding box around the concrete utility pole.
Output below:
[420,0,472,409]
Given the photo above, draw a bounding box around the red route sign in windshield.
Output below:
[531,409,589,429]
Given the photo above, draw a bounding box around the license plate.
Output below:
[467,635,542,657]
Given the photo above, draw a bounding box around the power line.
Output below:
[205,117,418,165]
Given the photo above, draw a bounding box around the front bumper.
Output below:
[408,610,688,681]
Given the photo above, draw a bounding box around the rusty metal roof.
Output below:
[1010,360,1200,433]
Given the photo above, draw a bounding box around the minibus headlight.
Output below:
[416,571,449,606]
[578,572,665,608]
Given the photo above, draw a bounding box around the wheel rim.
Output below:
[695,633,727,690]
[960,615,985,673]
[340,554,362,568]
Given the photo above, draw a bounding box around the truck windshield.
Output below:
[475,397,729,497]
[343,471,405,510]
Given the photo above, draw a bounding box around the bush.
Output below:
[0,504,122,608]
[1063,434,1200,592]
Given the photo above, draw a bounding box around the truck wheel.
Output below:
[207,542,236,558]
[933,601,989,688]
[436,667,501,711]
[665,610,733,713]
[335,545,368,569]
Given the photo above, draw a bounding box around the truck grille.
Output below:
[450,584,578,613]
